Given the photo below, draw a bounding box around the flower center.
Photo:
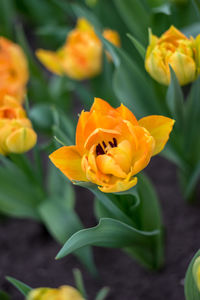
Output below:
[96,138,117,156]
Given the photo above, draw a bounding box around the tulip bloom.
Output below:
[0,37,29,103]
[50,98,174,193]
[36,18,120,80]
[145,26,196,85]
[0,95,37,155]
[27,286,84,300]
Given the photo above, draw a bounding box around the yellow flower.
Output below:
[36,18,120,80]
[50,98,174,193]
[27,286,85,300]
[193,256,200,292]
[0,37,29,103]
[145,26,196,85]
[0,95,37,155]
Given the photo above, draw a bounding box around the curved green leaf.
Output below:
[6,277,32,296]
[127,33,146,60]
[113,0,149,44]
[39,198,97,276]
[56,217,160,269]
[166,66,184,129]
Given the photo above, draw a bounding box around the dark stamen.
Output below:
[113,138,117,147]
[109,141,114,147]
[96,144,105,156]
[102,141,106,148]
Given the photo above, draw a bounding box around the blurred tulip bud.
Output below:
[36,18,120,80]
[0,37,29,103]
[0,95,37,155]
[145,26,196,86]
[27,286,85,300]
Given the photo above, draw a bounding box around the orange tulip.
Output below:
[36,18,120,80]
[0,37,29,103]
[0,95,37,155]
[50,98,174,193]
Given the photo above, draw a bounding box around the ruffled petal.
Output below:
[116,104,138,126]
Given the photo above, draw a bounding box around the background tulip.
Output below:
[145,26,196,86]
[0,95,37,155]
[0,37,29,103]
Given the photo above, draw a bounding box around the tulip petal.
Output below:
[76,110,90,155]
[96,154,127,178]
[98,176,138,193]
[169,52,196,85]
[84,128,120,150]
[116,104,138,125]
[138,115,175,156]
[90,98,119,117]
[6,127,37,154]
[36,49,63,75]
[49,146,88,181]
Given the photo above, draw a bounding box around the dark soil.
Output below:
[1,156,200,300]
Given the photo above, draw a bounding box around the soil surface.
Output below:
[1,156,200,300]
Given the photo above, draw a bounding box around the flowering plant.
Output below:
[51,98,174,270]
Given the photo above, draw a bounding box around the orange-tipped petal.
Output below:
[99,176,138,193]
[138,115,175,156]
[116,104,138,126]
[6,127,37,153]
[49,146,88,181]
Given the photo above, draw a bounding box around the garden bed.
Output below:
[1,156,199,300]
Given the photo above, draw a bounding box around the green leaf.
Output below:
[6,277,32,296]
[0,291,10,300]
[71,3,102,30]
[182,22,200,37]
[152,3,171,15]
[74,182,135,227]
[127,33,146,60]
[0,156,43,220]
[113,0,149,44]
[0,0,15,38]
[95,287,110,300]
[29,104,54,133]
[56,217,160,269]
[73,269,87,299]
[100,38,160,118]
[184,77,200,162]
[166,66,184,130]
[184,249,200,300]
[39,198,97,276]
